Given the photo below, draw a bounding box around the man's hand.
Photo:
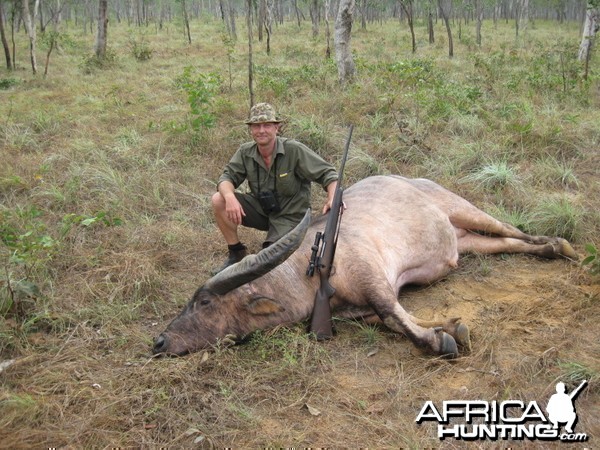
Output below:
[224,193,245,225]
[219,181,246,225]
[322,181,339,214]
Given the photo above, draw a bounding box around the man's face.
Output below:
[249,122,279,148]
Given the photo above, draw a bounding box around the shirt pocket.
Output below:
[276,171,300,197]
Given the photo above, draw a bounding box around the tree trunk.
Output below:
[0,0,12,69]
[219,0,230,35]
[182,0,192,44]
[475,0,483,46]
[438,0,453,58]
[334,0,355,84]
[22,0,41,74]
[310,0,319,37]
[94,0,108,58]
[247,0,254,107]
[292,0,301,27]
[360,0,366,30]
[325,0,331,58]
[578,3,599,80]
[519,0,529,37]
[228,0,237,41]
[136,0,142,26]
[44,36,55,77]
[428,10,435,44]
[265,0,273,54]
[399,1,415,54]
[10,1,16,69]
[578,2,598,63]
[258,0,265,41]
[39,0,45,32]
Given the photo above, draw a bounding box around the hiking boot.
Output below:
[212,245,247,275]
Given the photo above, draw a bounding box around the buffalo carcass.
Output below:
[153,175,576,357]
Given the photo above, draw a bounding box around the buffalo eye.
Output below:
[199,299,211,306]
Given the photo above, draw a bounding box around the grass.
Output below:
[0,14,599,448]
[460,160,521,192]
[557,361,599,385]
[531,195,583,241]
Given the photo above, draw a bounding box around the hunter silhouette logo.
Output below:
[546,380,587,435]
[416,380,589,442]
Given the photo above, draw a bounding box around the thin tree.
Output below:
[475,0,483,46]
[258,0,265,41]
[427,0,435,44]
[219,0,237,41]
[94,0,108,59]
[292,0,301,27]
[265,0,273,54]
[247,0,254,107]
[22,0,41,74]
[9,0,16,69]
[359,0,366,30]
[309,0,319,37]
[334,0,356,84]
[438,0,453,58]
[228,0,237,41]
[325,0,331,58]
[182,0,192,44]
[519,0,529,37]
[578,0,599,81]
[399,0,416,54]
[219,0,232,36]
[0,0,12,69]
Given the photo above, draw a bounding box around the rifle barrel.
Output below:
[308,124,354,339]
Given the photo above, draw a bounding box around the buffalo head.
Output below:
[152,210,311,356]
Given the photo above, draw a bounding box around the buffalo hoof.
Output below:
[443,318,471,350]
[555,238,578,260]
[454,323,471,352]
[434,327,459,359]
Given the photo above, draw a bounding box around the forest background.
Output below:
[0,0,599,448]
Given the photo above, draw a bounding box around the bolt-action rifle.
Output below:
[306,125,354,340]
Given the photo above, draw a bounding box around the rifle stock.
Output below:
[308,125,353,340]
[310,278,336,339]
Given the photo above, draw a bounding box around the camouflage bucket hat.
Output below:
[244,103,282,124]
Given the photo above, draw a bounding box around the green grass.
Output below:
[531,195,583,241]
[460,160,521,192]
[557,361,599,390]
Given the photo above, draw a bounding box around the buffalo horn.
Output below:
[205,209,312,295]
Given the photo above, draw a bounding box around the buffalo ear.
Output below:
[245,296,285,315]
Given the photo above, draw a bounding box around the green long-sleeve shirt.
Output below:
[217,136,338,217]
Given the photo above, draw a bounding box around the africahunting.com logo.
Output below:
[416,380,588,442]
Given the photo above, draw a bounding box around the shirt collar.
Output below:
[252,137,285,168]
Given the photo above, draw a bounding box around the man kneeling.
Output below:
[211,103,338,273]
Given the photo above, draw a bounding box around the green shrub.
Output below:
[0,207,57,318]
[128,32,153,61]
[80,49,119,74]
[0,78,20,90]
[582,244,600,276]
[175,67,222,130]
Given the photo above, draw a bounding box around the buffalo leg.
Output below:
[361,313,470,351]
[456,231,577,259]
[405,177,577,259]
[359,275,459,357]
